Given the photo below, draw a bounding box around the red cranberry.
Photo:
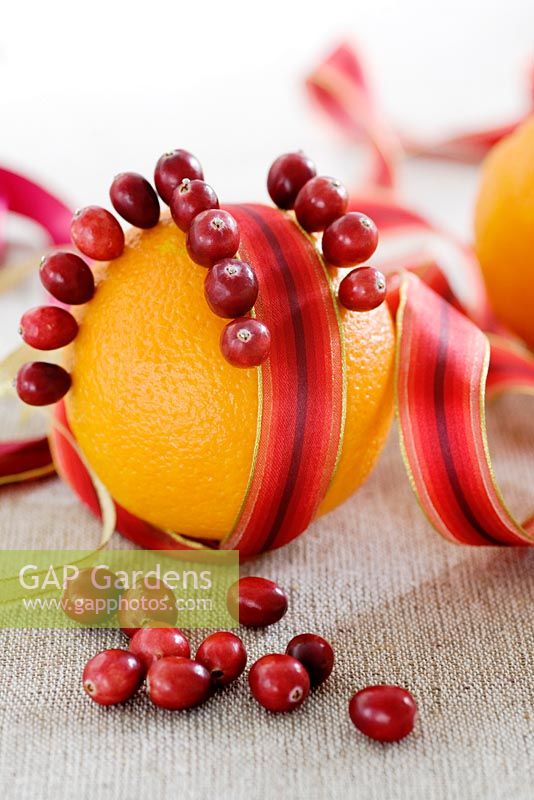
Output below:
[129,626,190,671]
[322,212,378,267]
[39,252,95,305]
[196,631,247,687]
[118,578,177,637]
[227,576,287,627]
[19,306,78,351]
[294,176,348,232]
[147,656,211,710]
[83,649,145,706]
[267,152,317,209]
[204,259,258,318]
[110,172,160,229]
[285,633,334,687]
[154,149,204,205]
[187,209,240,268]
[16,362,71,406]
[338,267,387,312]
[249,654,310,713]
[349,685,417,742]
[170,179,219,231]
[220,318,271,368]
[62,567,121,625]
[71,206,124,261]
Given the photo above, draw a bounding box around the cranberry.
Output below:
[154,149,204,205]
[16,362,71,406]
[39,252,95,305]
[110,172,160,229]
[267,152,317,209]
[147,656,211,710]
[83,649,144,706]
[62,567,121,625]
[204,259,258,318]
[286,633,334,687]
[19,306,78,351]
[71,206,124,261]
[187,209,240,268]
[349,685,417,742]
[220,318,271,368]
[118,578,177,637]
[338,267,387,312]
[322,212,378,267]
[294,176,348,232]
[196,631,247,687]
[129,626,190,671]
[249,654,310,713]
[227,576,287,627]
[170,179,219,231]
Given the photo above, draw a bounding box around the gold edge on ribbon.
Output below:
[476,338,534,543]
[49,415,117,549]
[162,529,211,550]
[393,274,461,544]
[0,464,55,487]
[307,227,347,492]
[219,253,265,549]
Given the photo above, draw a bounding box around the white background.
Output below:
[1,0,533,354]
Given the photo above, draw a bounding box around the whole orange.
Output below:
[63,209,395,544]
[474,115,534,348]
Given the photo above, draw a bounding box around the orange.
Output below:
[474,115,534,349]
[65,212,395,542]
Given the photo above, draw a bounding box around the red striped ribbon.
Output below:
[307,42,533,190]
[397,274,534,547]
[221,204,345,555]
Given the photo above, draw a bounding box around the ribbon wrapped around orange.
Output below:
[1,44,533,554]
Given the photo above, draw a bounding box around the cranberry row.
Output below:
[15,148,387,408]
[162,154,271,369]
[267,151,387,311]
[77,572,417,741]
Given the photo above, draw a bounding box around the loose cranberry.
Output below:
[267,152,317,209]
[16,362,71,406]
[338,267,387,312]
[294,176,348,232]
[220,318,271,368]
[196,631,247,687]
[249,654,310,713]
[349,685,417,742]
[227,576,287,627]
[71,206,124,261]
[110,172,160,229]
[83,649,145,706]
[187,209,240,268]
[39,252,95,305]
[129,626,190,671]
[170,179,219,231]
[19,306,78,351]
[322,212,378,267]
[147,656,211,710]
[62,567,121,625]
[154,149,204,205]
[204,259,258,318]
[286,633,334,687]
[118,578,177,637]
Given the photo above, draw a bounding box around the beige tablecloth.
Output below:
[0,394,533,800]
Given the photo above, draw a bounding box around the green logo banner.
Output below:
[0,550,239,629]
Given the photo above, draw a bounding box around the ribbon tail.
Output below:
[0,437,55,486]
[395,273,534,546]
